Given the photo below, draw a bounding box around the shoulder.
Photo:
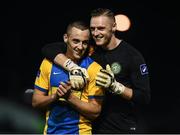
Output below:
[89,60,102,70]
[121,40,145,59]
[87,58,102,76]
[80,57,102,73]
[82,56,101,66]
[40,58,53,70]
[41,58,52,65]
[121,41,148,73]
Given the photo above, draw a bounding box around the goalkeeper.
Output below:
[32,21,104,134]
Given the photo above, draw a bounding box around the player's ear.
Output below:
[63,33,68,43]
[112,22,117,33]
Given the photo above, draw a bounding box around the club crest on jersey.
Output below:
[140,64,148,75]
[111,62,121,75]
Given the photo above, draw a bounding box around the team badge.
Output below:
[111,62,121,75]
[140,64,148,75]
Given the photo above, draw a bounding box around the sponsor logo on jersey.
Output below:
[53,72,62,75]
[140,64,148,75]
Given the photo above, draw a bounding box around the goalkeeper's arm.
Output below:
[42,42,87,73]
[41,42,89,89]
[41,42,67,62]
[41,42,70,69]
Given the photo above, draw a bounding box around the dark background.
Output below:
[1,0,180,133]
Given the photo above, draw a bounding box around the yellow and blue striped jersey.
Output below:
[34,56,104,134]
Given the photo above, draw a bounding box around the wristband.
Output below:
[111,81,125,95]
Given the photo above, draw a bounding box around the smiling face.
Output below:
[90,16,115,47]
[64,27,90,62]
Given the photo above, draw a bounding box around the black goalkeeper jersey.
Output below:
[91,40,150,133]
[41,40,151,133]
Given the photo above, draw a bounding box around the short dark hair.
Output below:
[90,8,115,23]
[66,21,89,35]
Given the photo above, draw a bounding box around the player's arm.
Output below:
[67,95,102,120]
[41,42,85,72]
[96,57,150,104]
[41,42,67,62]
[57,82,103,120]
[129,55,151,104]
[119,86,133,100]
[32,89,58,108]
[42,42,89,89]
[41,42,72,71]
[32,58,59,108]
[42,42,71,70]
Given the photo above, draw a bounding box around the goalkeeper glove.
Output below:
[96,64,125,95]
[69,68,87,90]
[64,59,89,90]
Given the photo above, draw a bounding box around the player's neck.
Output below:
[103,36,121,50]
[65,53,78,64]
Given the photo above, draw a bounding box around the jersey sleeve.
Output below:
[87,62,104,99]
[130,53,151,104]
[41,42,67,61]
[34,58,52,93]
